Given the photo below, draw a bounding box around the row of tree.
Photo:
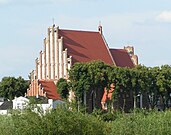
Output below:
[1,61,171,110]
[58,61,171,110]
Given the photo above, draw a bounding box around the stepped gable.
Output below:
[110,49,134,68]
[59,29,114,65]
[38,80,61,100]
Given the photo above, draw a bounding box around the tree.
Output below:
[131,65,151,108]
[110,66,132,111]
[0,76,29,100]
[156,65,171,110]
[148,66,160,109]
[68,60,171,112]
[69,61,112,112]
[56,78,69,99]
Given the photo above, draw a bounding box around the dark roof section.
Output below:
[110,49,134,68]
[0,101,13,110]
[59,29,114,65]
[38,80,61,100]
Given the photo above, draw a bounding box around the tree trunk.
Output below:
[123,97,126,112]
[134,95,136,109]
[140,94,143,108]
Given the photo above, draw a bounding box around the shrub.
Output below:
[1,108,171,135]
[10,107,110,135]
[110,110,171,135]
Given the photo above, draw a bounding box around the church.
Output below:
[26,24,138,111]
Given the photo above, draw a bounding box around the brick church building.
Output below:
[26,24,138,111]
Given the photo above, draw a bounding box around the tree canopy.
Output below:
[69,61,111,98]
[56,78,69,99]
[68,60,171,110]
[0,76,29,100]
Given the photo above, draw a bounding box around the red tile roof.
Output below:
[38,80,61,100]
[110,49,134,68]
[59,29,114,65]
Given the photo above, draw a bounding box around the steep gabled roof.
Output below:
[38,80,61,100]
[59,29,114,65]
[110,49,134,68]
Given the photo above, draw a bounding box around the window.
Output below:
[16,103,21,109]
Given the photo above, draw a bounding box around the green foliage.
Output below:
[2,107,110,135]
[11,110,43,135]
[69,61,112,105]
[100,112,118,122]
[0,108,171,135]
[123,65,171,109]
[156,65,171,93]
[69,60,171,110]
[56,78,69,99]
[110,110,171,135]
[0,76,29,100]
[0,115,15,135]
[42,108,109,135]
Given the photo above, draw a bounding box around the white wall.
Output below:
[46,39,49,79]
[42,53,45,79]
[54,30,59,79]
[13,97,29,110]
[0,110,8,115]
[50,28,54,79]
[58,38,63,78]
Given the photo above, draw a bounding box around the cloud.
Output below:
[156,11,171,23]
[0,0,10,5]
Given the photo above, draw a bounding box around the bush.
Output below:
[10,107,110,135]
[0,108,171,135]
[0,115,14,135]
[110,110,171,135]
[41,108,109,135]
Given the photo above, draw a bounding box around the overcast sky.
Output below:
[1,0,171,80]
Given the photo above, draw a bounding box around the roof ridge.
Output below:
[101,34,116,66]
[110,48,127,52]
[59,29,98,33]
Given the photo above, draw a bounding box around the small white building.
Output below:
[13,96,64,114]
[12,96,29,110]
[33,98,65,114]
[0,96,64,115]
[0,98,13,115]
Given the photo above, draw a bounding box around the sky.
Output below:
[1,0,171,80]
